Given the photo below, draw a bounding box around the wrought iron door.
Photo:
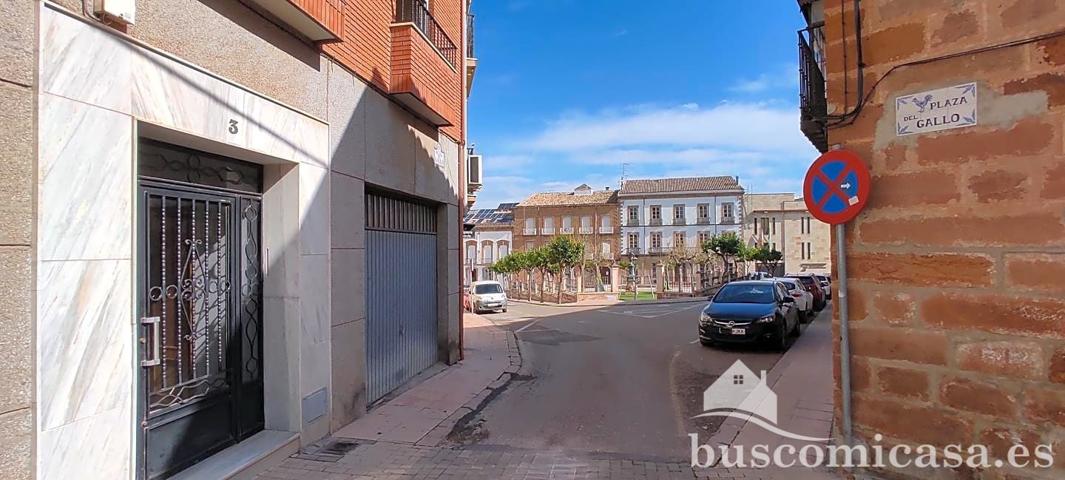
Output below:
[137,144,264,479]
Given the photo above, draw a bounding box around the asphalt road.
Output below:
[449,300,831,461]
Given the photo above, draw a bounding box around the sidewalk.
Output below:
[707,307,836,479]
[329,313,521,447]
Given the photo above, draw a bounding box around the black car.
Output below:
[699,280,802,351]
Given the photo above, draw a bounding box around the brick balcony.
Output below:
[246,0,343,41]
[390,0,460,127]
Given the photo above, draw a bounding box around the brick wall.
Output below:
[822,0,1065,477]
[326,0,465,140]
[511,205,622,260]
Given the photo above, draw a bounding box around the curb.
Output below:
[509,297,709,308]
[415,322,524,447]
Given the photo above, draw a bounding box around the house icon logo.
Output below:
[693,360,828,441]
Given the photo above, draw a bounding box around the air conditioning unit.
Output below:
[95,0,136,25]
[467,154,483,186]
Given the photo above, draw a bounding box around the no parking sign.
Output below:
[802,150,871,225]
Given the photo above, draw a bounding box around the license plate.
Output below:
[730,328,746,335]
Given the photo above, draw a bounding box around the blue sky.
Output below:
[467,0,819,208]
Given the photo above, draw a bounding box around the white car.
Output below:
[776,278,813,321]
[469,280,508,313]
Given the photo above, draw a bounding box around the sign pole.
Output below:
[802,148,869,449]
[836,223,853,446]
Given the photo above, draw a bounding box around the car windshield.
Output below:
[474,284,503,294]
[789,276,815,287]
[713,284,776,304]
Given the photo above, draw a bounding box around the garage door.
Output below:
[366,192,439,403]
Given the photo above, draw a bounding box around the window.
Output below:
[771,217,777,235]
[499,242,509,258]
[525,241,534,251]
[698,231,711,246]
[474,283,504,294]
[482,241,494,263]
[801,242,813,259]
[524,218,535,229]
[760,217,770,235]
[562,216,573,229]
[465,243,476,263]
[650,232,662,250]
[722,203,734,219]
[698,203,710,220]
[627,206,639,224]
[754,217,759,235]
[673,231,686,249]
[733,375,744,385]
[601,215,612,227]
[581,216,592,228]
[544,217,555,228]
[771,242,776,252]
[650,205,661,221]
[627,233,639,250]
[673,204,685,220]
[601,242,611,256]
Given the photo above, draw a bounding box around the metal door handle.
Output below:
[141,316,161,367]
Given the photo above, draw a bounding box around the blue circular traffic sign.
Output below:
[803,150,871,225]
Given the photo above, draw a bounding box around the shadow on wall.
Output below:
[198,0,323,70]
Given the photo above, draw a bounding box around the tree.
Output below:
[526,247,551,302]
[667,244,698,291]
[764,249,784,276]
[544,236,585,303]
[702,232,744,282]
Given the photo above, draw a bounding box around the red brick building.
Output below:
[798,0,1065,477]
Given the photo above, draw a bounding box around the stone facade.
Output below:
[742,193,831,275]
[803,0,1065,478]
[7,0,469,478]
[0,0,35,478]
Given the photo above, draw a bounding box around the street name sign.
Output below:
[803,150,870,225]
[896,82,977,136]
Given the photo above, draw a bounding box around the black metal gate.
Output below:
[137,140,264,479]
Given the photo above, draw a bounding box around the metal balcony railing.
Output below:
[396,0,459,68]
[649,218,662,226]
[799,25,828,152]
[599,226,614,234]
[467,12,476,58]
[579,227,594,234]
[672,218,687,226]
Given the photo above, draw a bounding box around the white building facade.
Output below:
[463,203,515,285]
[618,177,744,289]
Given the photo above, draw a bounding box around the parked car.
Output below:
[815,274,831,300]
[745,271,774,280]
[786,274,826,311]
[776,277,814,322]
[469,280,508,313]
[698,280,802,351]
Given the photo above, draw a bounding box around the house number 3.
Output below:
[228,119,239,134]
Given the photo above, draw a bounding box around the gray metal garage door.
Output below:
[366,192,439,403]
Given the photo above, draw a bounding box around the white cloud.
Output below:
[729,65,800,94]
[522,102,811,153]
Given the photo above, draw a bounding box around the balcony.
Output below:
[245,0,343,42]
[697,217,711,225]
[599,226,614,234]
[648,246,666,255]
[624,247,642,256]
[672,218,687,226]
[541,227,556,235]
[390,0,459,127]
[649,219,662,226]
[522,228,537,236]
[626,218,640,227]
[579,227,594,234]
[466,12,477,96]
[560,227,575,235]
[721,216,736,225]
[799,25,828,153]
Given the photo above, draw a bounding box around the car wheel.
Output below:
[776,323,790,352]
[503,308,508,313]
[699,338,714,347]
[792,318,803,337]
